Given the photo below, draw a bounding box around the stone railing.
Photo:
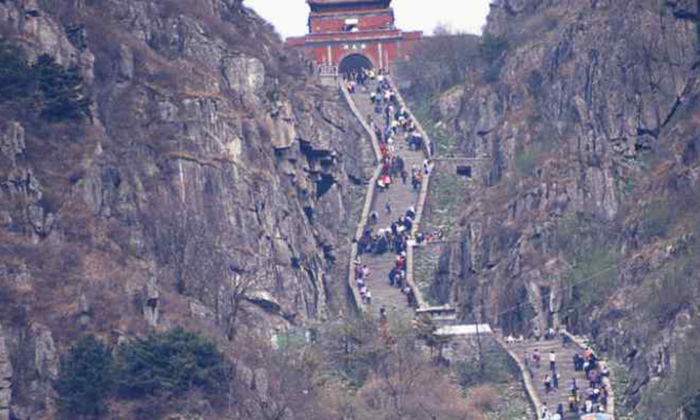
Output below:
[496,334,545,419]
[339,81,383,314]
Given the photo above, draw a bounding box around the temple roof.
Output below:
[307,0,392,10]
[308,0,391,4]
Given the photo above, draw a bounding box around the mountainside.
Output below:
[419,0,700,417]
[0,0,371,418]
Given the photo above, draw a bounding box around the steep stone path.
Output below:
[347,83,426,321]
[342,78,615,420]
[508,338,592,419]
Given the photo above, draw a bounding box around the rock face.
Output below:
[421,0,700,414]
[0,324,12,420]
[0,0,370,418]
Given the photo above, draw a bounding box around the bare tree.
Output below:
[401,24,480,97]
[224,262,259,341]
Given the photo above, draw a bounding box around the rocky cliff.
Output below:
[421,0,700,416]
[0,0,369,418]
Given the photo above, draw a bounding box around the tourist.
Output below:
[550,350,557,371]
[544,374,552,393]
[403,286,413,306]
[369,211,379,224]
[533,349,541,368]
[385,200,392,214]
[406,206,416,219]
[388,268,397,286]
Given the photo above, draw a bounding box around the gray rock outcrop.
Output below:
[419,0,700,415]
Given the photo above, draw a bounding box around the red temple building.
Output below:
[286,0,422,74]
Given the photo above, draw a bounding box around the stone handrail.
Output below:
[561,330,616,419]
[340,81,382,163]
[496,336,545,419]
[404,163,432,310]
[339,81,383,314]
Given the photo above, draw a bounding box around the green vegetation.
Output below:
[455,343,519,389]
[55,329,228,418]
[639,325,700,419]
[0,40,90,122]
[479,34,509,84]
[514,149,539,178]
[607,360,636,420]
[414,245,442,306]
[114,328,227,398]
[622,176,637,196]
[645,240,699,326]
[479,34,509,66]
[410,99,459,156]
[640,200,672,240]
[55,336,113,418]
[401,25,479,97]
[556,216,621,327]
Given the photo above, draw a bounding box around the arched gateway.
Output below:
[285,0,422,71]
[339,54,373,75]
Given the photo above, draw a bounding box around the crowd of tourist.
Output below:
[512,330,612,420]
[567,346,611,416]
[345,67,435,311]
[353,203,418,308]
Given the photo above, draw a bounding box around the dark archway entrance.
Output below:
[339,54,373,75]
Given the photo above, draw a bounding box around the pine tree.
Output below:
[55,336,113,419]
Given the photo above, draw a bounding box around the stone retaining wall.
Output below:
[339,81,382,313]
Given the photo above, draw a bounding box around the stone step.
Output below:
[347,83,428,320]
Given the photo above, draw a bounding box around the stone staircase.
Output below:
[347,82,425,321]
[508,338,592,419]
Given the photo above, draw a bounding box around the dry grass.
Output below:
[469,385,499,413]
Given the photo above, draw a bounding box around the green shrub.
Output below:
[640,200,672,240]
[646,254,697,325]
[566,248,619,310]
[555,216,621,328]
[0,43,36,101]
[34,54,91,121]
[114,328,227,399]
[455,345,517,388]
[55,336,113,418]
[483,64,502,84]
[0,40,90,122]
[514,150,538,177]
[479,34,508,84]
[479,34,509,65]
